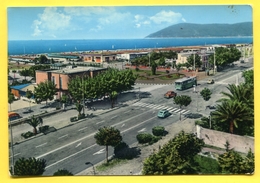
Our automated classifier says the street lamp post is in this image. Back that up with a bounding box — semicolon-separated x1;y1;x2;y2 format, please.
9;118;15;175
209;115;212;129
85;162;96;175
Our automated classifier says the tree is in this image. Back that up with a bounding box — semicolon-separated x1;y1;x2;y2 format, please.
186;54;202;70
25;89;33;111
208;47;241;68
151;60;157;75
142;131;204;175
94;126;122;163
173;95;192;120
75;102;83;115
13;157;46;176
19;69;30;80
34;80;57;105
217;148;254;174
242;69;253;85
12;70;17;79
53;169;73;176
200;88;212;101
26;115;43;135
8;91;15;112
211;100;253;134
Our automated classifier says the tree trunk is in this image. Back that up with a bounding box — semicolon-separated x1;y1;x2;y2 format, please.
229;121;234;134
33;127;38;135
106;145;108;163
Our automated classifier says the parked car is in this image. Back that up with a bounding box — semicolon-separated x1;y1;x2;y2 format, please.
207;79;214;84
157;109;171;118
8;112;21;121
164;91;177;99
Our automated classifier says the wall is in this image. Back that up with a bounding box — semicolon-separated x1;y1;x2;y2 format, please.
196;125;254;154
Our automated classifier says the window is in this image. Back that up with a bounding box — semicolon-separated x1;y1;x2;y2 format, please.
59;77;62;89
52;76;55;84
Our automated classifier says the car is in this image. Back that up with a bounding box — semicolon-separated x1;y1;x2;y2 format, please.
164;91;177;99
207;79;214;84
157;109;171;118
8;112;21;121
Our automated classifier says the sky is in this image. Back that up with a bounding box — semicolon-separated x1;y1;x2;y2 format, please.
7;5;252;40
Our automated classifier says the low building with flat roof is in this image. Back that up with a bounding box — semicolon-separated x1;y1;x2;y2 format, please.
36;66;107;99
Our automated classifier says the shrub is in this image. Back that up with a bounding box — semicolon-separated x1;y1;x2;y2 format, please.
70;116;78;122
149;136;162;145
114;142;141;160
135;67;139;71
78;113;85;120
152;126;165;136
21;131;34;139
136;133;153;144
39;125;49;133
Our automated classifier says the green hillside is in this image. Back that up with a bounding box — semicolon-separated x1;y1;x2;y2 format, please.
146;22;252;38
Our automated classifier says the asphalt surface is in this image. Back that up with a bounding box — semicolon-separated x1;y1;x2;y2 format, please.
8;57;253;175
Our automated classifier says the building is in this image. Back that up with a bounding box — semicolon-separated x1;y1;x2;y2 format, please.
35;65;107;99
10;83;37;102
82;53;116;63
116;52;149;61
176;51;211;70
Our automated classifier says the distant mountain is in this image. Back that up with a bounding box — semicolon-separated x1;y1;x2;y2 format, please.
146;22;252;38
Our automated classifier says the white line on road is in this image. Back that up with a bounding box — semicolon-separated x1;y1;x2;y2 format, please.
76;142;82;148
37;108;155;159
96;120;105;124
58;134;68;139
122;124;125;127
138;128;146;132
182;111;190;114
78;127;88;131
36;143;47;148
45;111;156;169
9;153;21;158
111;115;118;120
93;148;105;155
45;144;96;169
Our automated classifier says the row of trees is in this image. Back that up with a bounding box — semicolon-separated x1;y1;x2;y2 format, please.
68;68;137;108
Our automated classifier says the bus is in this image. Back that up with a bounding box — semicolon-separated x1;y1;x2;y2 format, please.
175;76;197;90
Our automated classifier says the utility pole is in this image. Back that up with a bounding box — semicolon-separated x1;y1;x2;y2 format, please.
213;50;216;75
149;50;151;68
82;71;85;114
193;52;195;73
9;118;15;175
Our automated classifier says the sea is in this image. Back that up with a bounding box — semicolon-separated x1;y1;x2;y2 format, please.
8;37;253;56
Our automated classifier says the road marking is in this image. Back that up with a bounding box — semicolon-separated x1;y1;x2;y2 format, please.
78;127;88;131
174;109;181;113
170;108;178;112
76;142;82;148
45;144;96;169
45;113;156;169
124;111;130;113
93;148;105;155
138;128;146;132
96;120;105;124
58;134;68;139
9;153;21;158
111;115;118;120
180;110;187;113
36;108;155;159
36;143;47;148
122;124;125;127
182;110;190;114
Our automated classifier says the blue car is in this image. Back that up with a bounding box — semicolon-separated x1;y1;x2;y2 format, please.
157;109;171;118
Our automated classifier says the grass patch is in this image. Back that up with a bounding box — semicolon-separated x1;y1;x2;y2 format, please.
96;158;128;172
194;155;221;174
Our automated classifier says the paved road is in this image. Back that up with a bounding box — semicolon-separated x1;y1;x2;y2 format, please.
8;57;253;175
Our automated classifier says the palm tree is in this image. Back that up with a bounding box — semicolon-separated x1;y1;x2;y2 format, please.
212;100;253;134
26;115;42;135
